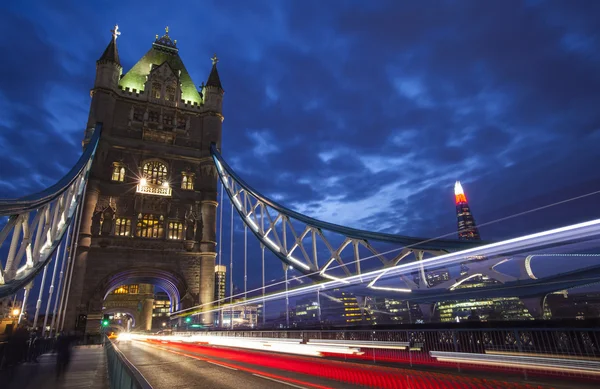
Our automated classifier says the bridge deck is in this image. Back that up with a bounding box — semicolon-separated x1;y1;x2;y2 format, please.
2;345;108;389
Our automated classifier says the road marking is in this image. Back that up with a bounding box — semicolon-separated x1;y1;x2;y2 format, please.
253;374;308;389
206;360;238;370
139;340;332;389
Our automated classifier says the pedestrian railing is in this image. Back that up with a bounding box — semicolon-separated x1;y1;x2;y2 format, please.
105;339;152;389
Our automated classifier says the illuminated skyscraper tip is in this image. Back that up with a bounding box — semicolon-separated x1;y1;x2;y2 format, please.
454;181;481;241
454;181;463;195
454;181;467;204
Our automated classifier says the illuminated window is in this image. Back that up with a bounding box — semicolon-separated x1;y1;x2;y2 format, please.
111;163;125;182
115;218;131;236
168;222;184;240
114;285;129;294
129;284;139;294
181;173;194;190
136;214;164;238
142;161;168;185
166;84;176;101
152;82;161;99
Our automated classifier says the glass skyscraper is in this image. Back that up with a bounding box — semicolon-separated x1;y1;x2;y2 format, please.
455;181;481;241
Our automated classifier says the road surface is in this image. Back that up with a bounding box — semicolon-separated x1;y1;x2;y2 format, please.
118;340;362;389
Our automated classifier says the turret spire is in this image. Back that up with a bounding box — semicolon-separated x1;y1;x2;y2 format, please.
97;24;121;66
206;53;223;90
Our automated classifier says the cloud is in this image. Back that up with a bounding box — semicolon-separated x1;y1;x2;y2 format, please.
2;0;600;291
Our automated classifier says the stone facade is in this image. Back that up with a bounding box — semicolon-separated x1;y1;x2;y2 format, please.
64;27;224;334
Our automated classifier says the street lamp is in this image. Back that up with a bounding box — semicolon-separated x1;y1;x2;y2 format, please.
140;177;147;186
12;308;20;316
162;322;166;327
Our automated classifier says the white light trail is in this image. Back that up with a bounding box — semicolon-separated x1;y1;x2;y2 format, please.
430;351;600;376
126;334;364;357
172;217;600;317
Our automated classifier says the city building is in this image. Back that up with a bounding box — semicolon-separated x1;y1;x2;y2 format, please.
546;292;600;320
294;297;320;325
152;291;171;328
214;265;226;302
221;304;259;328
64;25;224;333
435;275;534;322
0;297;23;335
366;297;423;325
455;181;481;241
0;297;22;319
321;290;372;325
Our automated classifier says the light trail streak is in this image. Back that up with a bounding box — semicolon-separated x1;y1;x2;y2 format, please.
172;218;600;318
430;351;600;376
123;333;364;357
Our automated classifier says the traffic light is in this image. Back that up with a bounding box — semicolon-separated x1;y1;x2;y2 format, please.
102;320;109;327
185;317;191;323
102;314;110;327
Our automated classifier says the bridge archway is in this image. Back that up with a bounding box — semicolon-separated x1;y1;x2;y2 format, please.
97;267;188;312
84;267;191;332
102;307;138;329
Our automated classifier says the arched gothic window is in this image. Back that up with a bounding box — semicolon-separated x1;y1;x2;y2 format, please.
152;82;161;99
165;83;176;101
111;163;125;182
142;161;168;185
136;213;164;238
181;173;194;190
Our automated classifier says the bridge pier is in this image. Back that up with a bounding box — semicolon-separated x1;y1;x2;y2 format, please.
64;185;100;332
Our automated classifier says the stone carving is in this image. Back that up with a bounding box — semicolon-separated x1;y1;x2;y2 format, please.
169;202;183;219
116;196;132;215
139;196;169;214
200;164;217;179
95;195;110;213
101;207;115;236
91;211;102;235
184;204;198;241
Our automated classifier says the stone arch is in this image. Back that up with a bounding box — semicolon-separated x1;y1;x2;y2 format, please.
92;267;189;313
103;306;138;328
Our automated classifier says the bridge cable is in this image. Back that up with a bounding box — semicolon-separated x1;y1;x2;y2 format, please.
49;226;71;337
181;184;600;316
229;201;234;329
60;183;87;331
42;239;63;336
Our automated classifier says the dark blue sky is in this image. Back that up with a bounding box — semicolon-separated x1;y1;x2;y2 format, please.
2;1;600;299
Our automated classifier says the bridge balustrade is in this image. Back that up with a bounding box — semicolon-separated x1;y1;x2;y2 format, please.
174;327;600;381
105;338;152;389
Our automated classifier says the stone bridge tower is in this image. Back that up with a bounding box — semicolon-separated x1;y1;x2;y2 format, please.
64;26;224;333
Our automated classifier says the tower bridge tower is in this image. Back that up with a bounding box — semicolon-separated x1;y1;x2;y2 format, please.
64;26;224;333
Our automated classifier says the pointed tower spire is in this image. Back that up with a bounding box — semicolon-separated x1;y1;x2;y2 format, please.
454;181;481;241
97;25;121;66
206;54;223;90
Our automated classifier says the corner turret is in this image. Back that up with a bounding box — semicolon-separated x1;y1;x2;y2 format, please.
203;54;224;113
95;25;122;90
